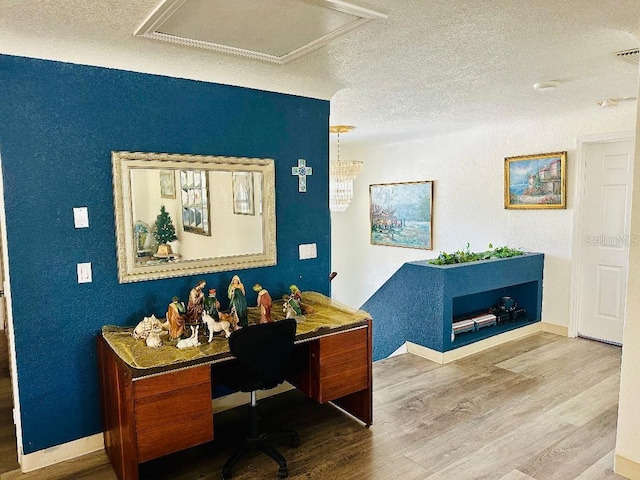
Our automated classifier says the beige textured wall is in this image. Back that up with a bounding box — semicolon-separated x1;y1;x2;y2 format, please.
331;105;636;333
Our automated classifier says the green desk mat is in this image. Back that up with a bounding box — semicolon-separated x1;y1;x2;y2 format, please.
102;292;370;370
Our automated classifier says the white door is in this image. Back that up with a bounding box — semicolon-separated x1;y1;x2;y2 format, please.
577;139;635;345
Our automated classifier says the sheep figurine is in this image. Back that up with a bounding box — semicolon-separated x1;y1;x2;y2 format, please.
132;314;165;340
202;311;232;342
176;326;200;349
145;331;163;348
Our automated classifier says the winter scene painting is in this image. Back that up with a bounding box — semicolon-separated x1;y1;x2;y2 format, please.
369;181;433;249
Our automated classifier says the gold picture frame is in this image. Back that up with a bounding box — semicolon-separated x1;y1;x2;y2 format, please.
504;151;567;209
369;180;433;249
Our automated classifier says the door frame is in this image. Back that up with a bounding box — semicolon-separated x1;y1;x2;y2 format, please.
0;149;23;465
569;131;635;339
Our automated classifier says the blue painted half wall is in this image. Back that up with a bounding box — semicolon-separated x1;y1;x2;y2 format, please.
0;55;330;454
361;253;544;360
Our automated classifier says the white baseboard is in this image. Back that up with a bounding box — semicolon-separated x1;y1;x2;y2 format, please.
389;343;408;357
541;322;569;337
615;453;640;479
407;323;542;364
20;433;104;473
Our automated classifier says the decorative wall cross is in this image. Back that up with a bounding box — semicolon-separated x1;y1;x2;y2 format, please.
292;158;313;193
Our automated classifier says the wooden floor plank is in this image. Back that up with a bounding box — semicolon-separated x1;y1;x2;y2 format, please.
498;470;537;480
575;449;625;480
546;373;620;427
518;405;619;480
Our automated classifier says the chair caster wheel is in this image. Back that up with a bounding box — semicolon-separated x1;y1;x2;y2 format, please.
278;467;288;478
291;435;300;448
222;468;232;480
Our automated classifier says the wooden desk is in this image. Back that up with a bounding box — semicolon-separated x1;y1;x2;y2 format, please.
97;318;372;480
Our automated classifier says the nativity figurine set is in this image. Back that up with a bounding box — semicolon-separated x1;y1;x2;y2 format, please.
130;276;314;349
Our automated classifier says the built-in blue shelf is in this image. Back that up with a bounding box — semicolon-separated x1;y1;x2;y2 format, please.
361;253;544;360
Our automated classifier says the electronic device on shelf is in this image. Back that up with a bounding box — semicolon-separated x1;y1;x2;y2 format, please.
499;296;517;313
511;308;528;321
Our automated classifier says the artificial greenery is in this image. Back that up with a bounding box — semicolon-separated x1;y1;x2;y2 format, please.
153;205;178;244
429;243;525;265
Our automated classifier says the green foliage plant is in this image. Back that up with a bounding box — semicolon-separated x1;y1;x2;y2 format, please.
429;243;525;265
153;205;178;244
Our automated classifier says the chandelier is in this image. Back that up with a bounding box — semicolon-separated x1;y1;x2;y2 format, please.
329;125;363;212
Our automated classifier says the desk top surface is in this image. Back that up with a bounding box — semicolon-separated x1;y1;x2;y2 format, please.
101;292;371;377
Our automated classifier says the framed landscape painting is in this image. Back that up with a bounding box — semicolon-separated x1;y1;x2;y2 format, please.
505;152;567;209
370;181;433;250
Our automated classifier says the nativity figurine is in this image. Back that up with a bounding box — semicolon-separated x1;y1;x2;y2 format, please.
289;285;315;314
186;279;206;325
166;296;187;339
228;275;248;327
204;288;220;321
253;283;273;323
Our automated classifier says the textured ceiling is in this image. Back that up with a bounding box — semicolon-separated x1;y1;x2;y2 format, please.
0;0;639;141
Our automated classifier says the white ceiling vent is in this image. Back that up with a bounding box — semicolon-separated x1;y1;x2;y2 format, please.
134;0;388;64
613;48;639;65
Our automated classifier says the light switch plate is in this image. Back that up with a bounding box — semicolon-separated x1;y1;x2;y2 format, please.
77;262;92;283
298;243;318;260
73;207;89;228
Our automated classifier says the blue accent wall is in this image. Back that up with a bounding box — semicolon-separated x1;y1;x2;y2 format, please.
0;55;330;454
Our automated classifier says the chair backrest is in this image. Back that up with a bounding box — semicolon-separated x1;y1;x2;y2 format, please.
228;318;297;389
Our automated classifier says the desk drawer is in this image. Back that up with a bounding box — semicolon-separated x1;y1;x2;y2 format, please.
133;365;210;398
133;365;213;463
312;327;369;402
137;412;213;463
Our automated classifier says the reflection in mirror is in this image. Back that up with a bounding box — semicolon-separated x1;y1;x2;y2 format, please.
113;151;276;283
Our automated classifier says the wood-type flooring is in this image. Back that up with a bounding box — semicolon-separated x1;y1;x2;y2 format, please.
0;332;626;480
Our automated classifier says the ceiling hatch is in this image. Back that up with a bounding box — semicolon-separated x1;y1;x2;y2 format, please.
135;0;388;64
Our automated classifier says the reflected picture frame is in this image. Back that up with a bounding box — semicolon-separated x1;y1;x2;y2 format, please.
233;171;255;215
504;151;567;209
159;170;175;199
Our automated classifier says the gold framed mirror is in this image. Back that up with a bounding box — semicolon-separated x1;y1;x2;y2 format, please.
112;151;276;283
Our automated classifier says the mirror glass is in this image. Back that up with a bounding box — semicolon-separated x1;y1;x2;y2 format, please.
112;151;276;283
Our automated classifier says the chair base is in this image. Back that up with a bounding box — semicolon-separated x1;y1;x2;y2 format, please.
222;431;299;480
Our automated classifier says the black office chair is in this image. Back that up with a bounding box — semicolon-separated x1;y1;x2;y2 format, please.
218;318;300;480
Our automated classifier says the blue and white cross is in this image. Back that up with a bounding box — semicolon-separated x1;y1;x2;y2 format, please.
292;158;313;193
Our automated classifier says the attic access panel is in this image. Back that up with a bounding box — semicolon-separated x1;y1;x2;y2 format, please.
135;0;387;64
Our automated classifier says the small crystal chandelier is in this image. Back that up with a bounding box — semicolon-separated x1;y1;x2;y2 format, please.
329;125;363;212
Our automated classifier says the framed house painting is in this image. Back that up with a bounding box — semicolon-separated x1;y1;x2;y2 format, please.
180;169;211;235
159;171;176;199
505;152;567;209
232;171;255;215
369;180;433;250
